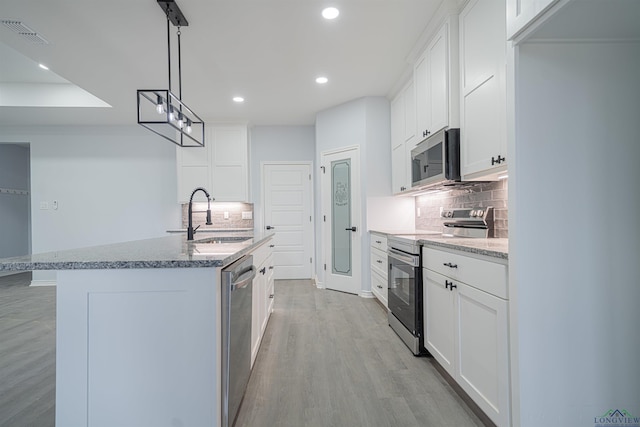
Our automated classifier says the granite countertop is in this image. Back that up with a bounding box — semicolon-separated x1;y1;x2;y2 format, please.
369;229;508;260
0;231;274;271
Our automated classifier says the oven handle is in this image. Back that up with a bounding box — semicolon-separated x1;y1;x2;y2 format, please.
388;247;419;267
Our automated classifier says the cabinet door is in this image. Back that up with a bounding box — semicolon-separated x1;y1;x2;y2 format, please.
427;24;449;135
460;0;507;179
402;81;416;143
391;141;408;194
390;94;404;151
251;266;264;367
414;51;431;141
176;144;211;203
423;269;455;377
211;126;248;202
456;282;510;427
371;269;388;308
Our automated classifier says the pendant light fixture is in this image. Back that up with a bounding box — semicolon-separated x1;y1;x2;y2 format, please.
137;0;205;147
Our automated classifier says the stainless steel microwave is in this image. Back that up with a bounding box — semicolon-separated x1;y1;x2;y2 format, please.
410;128;461;189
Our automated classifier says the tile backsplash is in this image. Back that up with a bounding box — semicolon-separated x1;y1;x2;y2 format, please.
181;202;254;230
415;179;508;238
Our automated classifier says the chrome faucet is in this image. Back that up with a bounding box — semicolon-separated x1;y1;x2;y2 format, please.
187;187;214;240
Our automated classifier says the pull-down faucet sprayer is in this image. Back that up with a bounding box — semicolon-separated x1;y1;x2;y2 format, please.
187;187;214;241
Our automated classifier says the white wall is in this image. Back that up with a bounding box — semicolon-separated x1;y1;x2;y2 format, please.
0;144;30;259
512;41;640;426
315;97;397;294
0;126;181;284
249;125;315;232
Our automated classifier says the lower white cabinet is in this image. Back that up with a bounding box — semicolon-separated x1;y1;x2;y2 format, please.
423;246;510;427
370;233;388;307
251;239;275;367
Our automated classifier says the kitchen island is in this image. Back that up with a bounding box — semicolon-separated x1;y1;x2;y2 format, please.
0;232;273;427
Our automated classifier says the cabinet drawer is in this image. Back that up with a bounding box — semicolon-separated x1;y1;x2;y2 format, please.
371;269;388;308
370;234;388;252
370;247;388;279
423;247;507;299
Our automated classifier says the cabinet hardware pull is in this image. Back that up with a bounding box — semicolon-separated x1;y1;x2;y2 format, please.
491;155;506;165
443;262;458;268
423;130;431;138
376;260;383;264
445;280;451;290
377;285;383;289
260;267;266;275
266;225;275;230
269;266;274;270
269;244;275;248
269;294;274;298
450;282;457;290
376;240;382;244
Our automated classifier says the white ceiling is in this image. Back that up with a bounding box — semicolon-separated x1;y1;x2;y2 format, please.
0;0;442;127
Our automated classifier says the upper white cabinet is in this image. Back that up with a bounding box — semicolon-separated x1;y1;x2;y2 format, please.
176;124;248;202
414;18;459;143
459;0;508;180
390;80;417;194
506;0;562;40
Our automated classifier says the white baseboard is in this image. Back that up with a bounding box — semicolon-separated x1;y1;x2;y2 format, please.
359;290;374;298
314;274;325;289
30;279;57;287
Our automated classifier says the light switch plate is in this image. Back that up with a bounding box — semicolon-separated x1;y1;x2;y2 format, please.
223;211;229;220
242;211;252;220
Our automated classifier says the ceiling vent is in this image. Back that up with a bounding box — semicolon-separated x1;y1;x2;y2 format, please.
1;20;50;44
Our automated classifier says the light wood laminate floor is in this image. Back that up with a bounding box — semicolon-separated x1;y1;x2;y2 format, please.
236;280;485;427
0;274;485;427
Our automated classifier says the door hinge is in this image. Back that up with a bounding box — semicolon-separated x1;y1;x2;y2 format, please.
324;263;326;271
309;174;311;180
310;215;312;222
310;257;313;264
323;215;326;222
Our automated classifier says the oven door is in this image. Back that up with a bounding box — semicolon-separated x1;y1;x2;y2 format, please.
387;248;419;335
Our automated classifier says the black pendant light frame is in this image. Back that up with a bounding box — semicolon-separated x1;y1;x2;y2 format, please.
137;0;205;147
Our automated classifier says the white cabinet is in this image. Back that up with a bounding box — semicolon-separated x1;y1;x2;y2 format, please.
250;238;275;367
423;246;510;427
459;0;508;180
390;81;417;194
506;0;562;40
369;233;388;307
414;19;459;143
176;124;248;202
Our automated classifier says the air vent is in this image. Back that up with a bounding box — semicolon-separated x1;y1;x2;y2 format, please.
1;20;50;44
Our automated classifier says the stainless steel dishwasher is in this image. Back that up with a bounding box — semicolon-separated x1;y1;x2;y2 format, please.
221;255;256;427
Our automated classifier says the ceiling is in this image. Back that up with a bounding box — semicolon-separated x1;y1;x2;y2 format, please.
0;0;442;127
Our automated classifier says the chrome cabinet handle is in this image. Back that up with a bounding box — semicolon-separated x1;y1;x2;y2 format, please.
443;262;458;268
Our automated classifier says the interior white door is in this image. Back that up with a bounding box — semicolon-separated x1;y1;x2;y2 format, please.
321;147;361;295
263;163;314;280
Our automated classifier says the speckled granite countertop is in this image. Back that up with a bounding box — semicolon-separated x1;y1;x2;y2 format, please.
0;231;274;271
369;229;508;260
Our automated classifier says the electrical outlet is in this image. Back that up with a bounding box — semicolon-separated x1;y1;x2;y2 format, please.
242;211;252;220
53;200;58;210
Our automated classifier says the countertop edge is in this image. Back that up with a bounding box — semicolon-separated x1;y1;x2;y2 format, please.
0;233;274;271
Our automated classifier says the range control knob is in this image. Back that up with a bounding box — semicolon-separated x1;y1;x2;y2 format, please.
470;210;477;217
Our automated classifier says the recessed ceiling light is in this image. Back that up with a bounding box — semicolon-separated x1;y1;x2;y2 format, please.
322;7;339;20
233;96;244;103
316;76;328;84
38;63;49;70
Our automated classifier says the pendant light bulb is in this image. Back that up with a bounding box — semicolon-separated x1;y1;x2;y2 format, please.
156;95;165;114
186;119;192;134
168;106;175;122
177;113;184;129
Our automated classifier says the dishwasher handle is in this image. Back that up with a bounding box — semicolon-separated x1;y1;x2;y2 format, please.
231;266;256;291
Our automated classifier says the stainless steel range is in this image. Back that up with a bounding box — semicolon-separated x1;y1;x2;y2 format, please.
387;206;495;356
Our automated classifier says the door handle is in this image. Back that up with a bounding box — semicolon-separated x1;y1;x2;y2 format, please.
266;225;275;230
345;226;357;232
